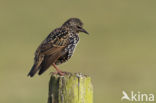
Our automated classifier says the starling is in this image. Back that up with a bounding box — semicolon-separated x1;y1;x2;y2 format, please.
28;18;89;77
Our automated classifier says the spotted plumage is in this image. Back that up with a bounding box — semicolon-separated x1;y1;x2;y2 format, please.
28;18;88;77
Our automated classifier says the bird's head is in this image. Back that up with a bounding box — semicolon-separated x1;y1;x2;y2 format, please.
62;18;89;34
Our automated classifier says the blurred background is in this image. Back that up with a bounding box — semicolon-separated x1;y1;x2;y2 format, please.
1;0;156;103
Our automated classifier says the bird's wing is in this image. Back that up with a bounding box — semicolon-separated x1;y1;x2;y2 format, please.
38;52;61;75
39;39;67;55
39;28;69;55
37;28;70;75
28;28;69;77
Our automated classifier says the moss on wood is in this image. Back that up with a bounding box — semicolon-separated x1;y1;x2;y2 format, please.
48;72;93;103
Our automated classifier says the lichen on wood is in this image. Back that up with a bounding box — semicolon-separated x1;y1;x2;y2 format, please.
48;72;93;103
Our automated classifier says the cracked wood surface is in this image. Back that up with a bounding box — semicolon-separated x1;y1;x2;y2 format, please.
48;72;93;103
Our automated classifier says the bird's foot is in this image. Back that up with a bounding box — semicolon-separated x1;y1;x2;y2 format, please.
50;71;65;76
57;71;65;76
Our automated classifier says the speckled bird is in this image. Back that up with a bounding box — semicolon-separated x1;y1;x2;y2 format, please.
28;18;89;77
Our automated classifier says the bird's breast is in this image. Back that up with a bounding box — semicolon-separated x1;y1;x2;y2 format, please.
55;35;79;65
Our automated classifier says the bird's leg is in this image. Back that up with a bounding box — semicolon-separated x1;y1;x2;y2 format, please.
52;63;65;76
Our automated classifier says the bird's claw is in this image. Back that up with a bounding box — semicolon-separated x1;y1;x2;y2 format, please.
50;71;65;76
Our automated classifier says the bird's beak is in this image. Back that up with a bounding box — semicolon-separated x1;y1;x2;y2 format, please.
80;27;89;34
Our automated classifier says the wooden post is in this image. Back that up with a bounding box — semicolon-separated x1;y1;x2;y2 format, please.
48;72;93;103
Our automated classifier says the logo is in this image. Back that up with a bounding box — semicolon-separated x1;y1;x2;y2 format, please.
121;91;154;102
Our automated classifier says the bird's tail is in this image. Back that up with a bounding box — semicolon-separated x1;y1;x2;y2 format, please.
28;55;43;77
27;64;39;77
